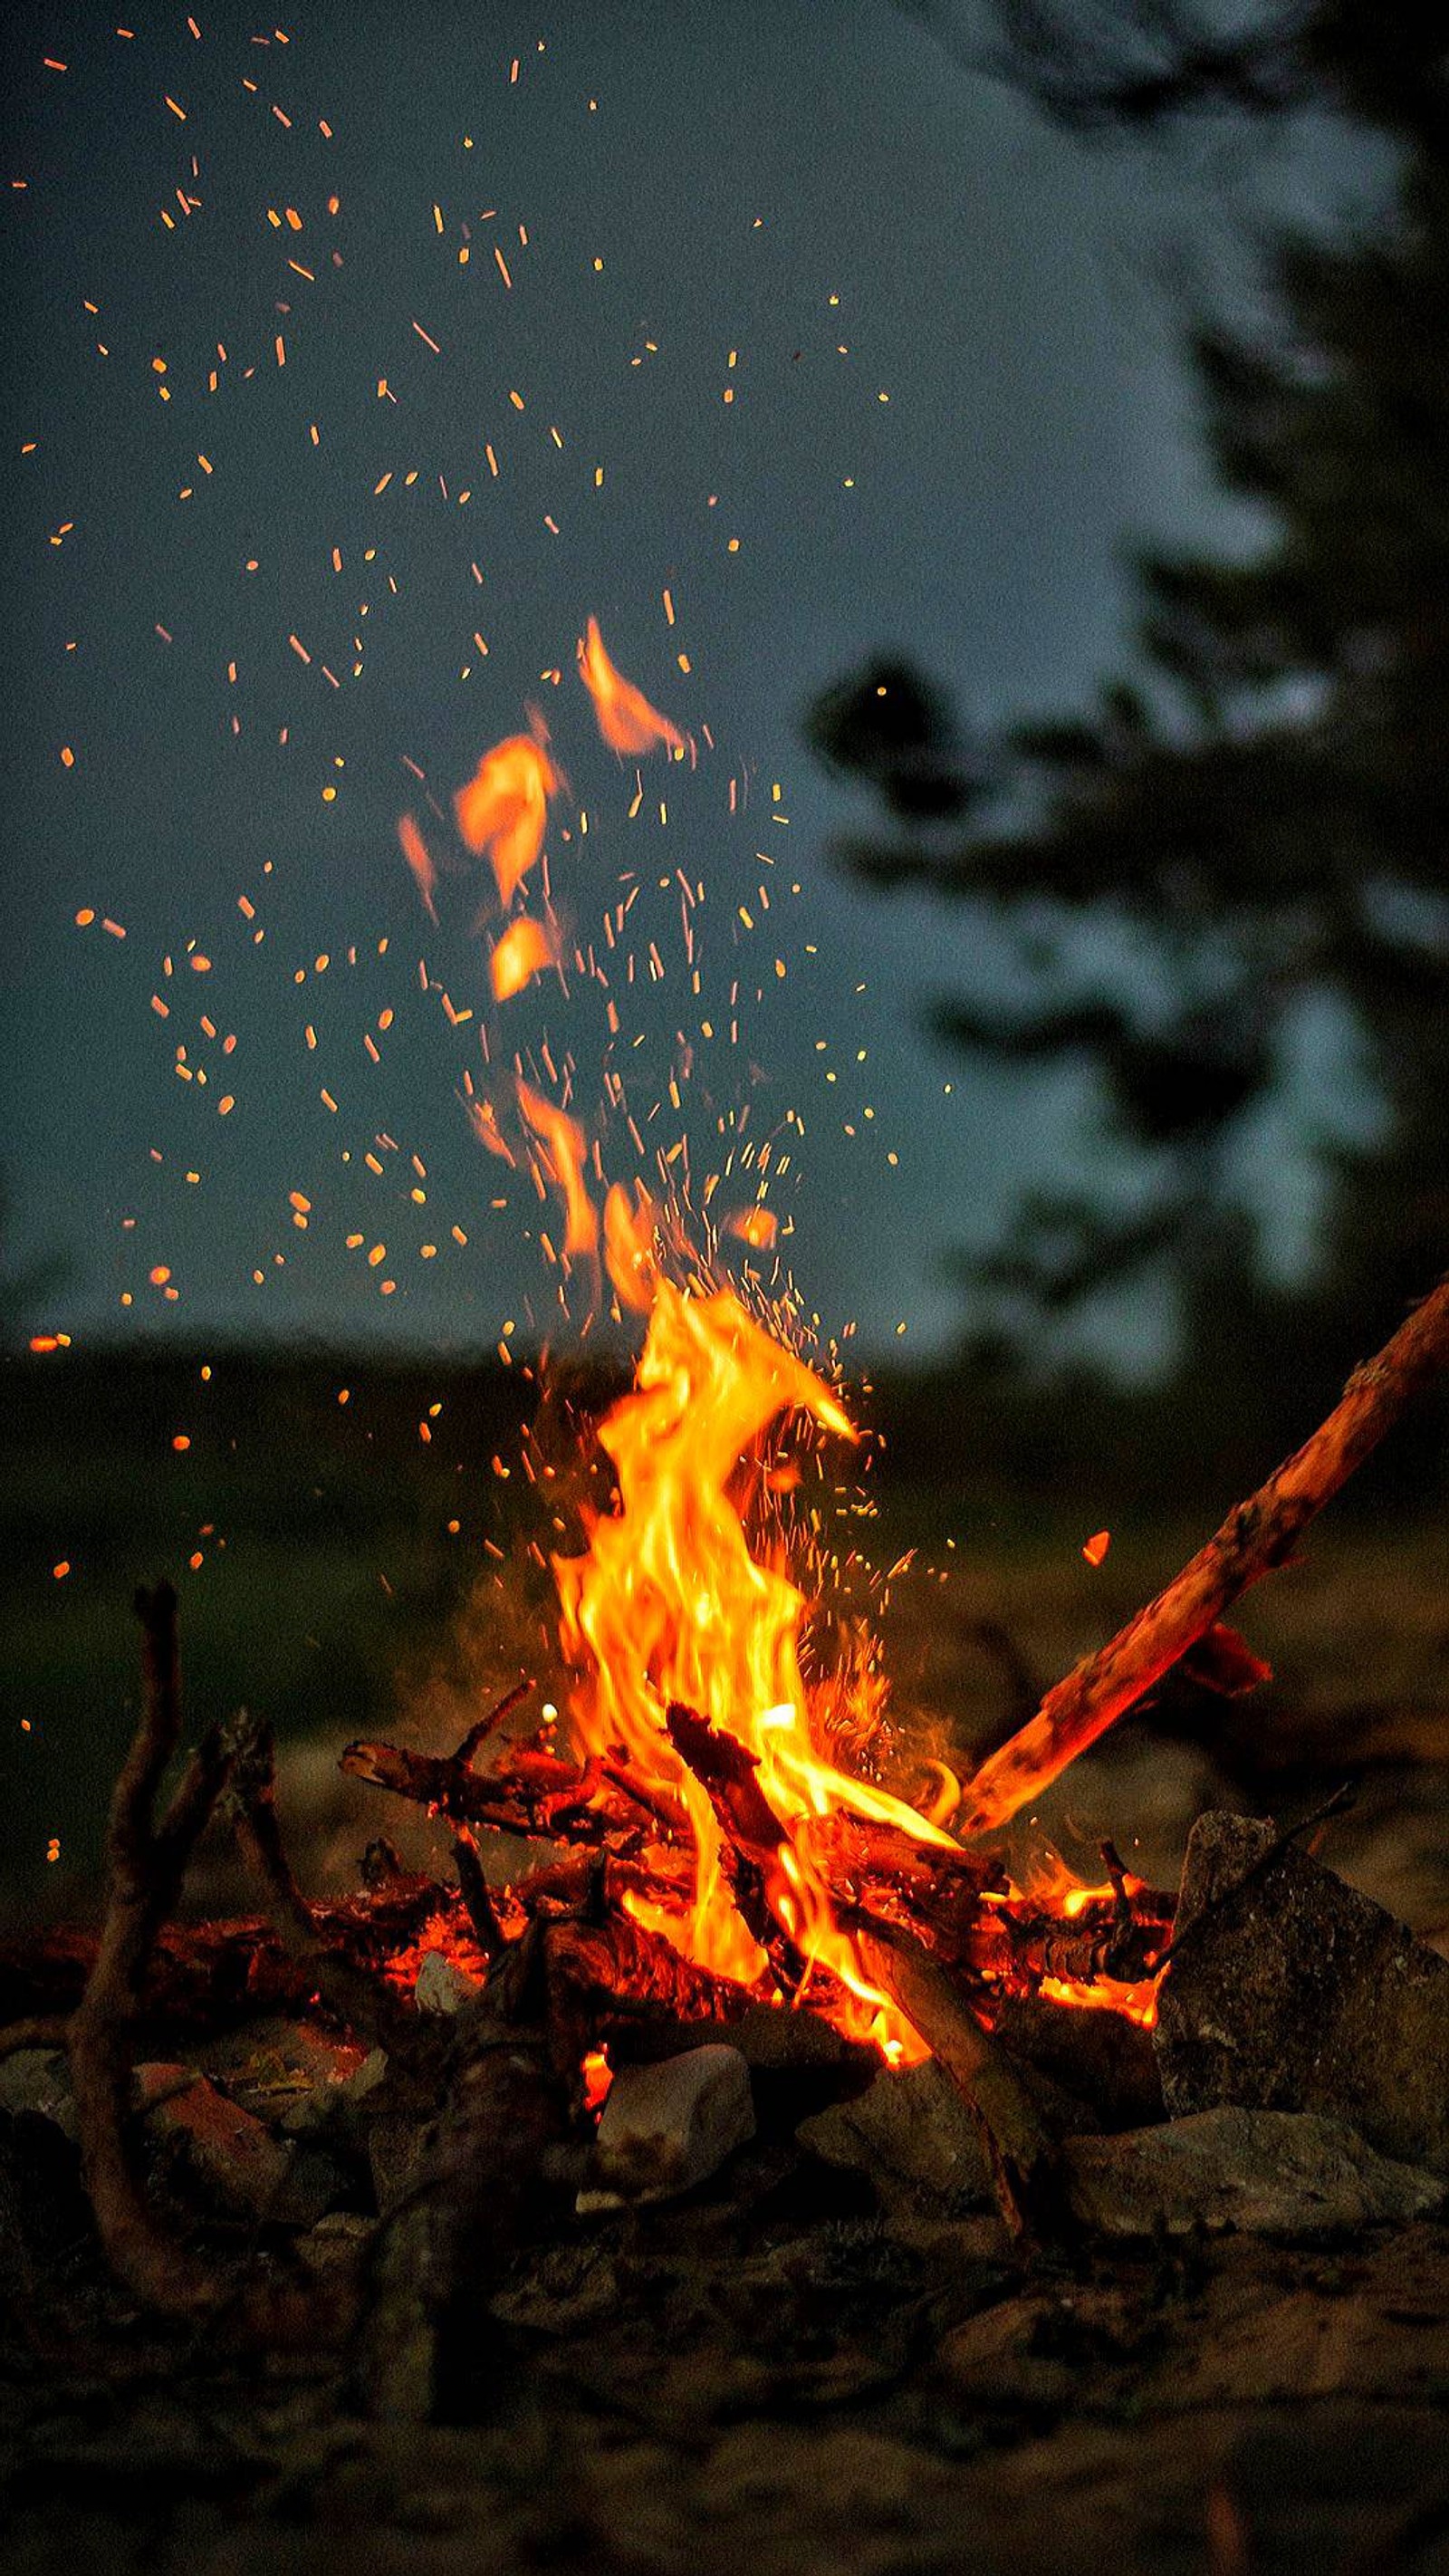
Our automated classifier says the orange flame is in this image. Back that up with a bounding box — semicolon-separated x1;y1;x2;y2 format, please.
397;813;438;922
603;1180;658;1312
577;616;683;755
726;1205;778;1252
555;1278;965;2057
455;729;560;906
518;1081;599;1256
491;915;559;1002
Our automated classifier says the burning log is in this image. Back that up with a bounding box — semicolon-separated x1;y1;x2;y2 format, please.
955;1274;1449;1834
665;1700;807;1990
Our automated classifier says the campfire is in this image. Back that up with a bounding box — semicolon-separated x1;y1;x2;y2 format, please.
5;639;1449;2424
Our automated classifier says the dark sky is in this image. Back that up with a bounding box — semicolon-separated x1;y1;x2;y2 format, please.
1;0;1325;1363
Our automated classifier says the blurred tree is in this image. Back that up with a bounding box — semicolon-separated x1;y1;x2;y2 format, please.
815;1;1449;1381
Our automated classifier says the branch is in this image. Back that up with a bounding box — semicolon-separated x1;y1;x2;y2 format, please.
956;1276;1449;1833
853;1918;1069;2243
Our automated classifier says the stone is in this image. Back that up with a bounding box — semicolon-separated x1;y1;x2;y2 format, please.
134;2062;295;2215
413;1950;485;2015
577;2045;754;2210
796;2058;992;2208
0;2048;78;2141
1155;1812;1449;2174
1064;2108;1445;2241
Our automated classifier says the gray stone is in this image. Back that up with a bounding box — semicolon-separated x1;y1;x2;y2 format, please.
578;2044;754;2210
413;1951;485;2015
1065;2108;1445;2241
1156;1812;1449;2174
796;2057;992;2206
0;2048;78;2141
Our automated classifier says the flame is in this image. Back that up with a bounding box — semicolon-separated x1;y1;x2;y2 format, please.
577;616;683;755
603;1179;658;1312
398;813;438;921
726;1205;778;1251
518;1081;599;1256
491;914;559;1002
555;1276;965;2058
455;729;560;906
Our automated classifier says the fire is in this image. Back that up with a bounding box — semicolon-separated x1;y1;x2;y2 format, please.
491;914;559;1002
555;1275;963;2058
726;1205;779;1251
397;813;438;921
518;1081;599;1257
603;1179;658;1312
455;727;560;906
577;616;683;755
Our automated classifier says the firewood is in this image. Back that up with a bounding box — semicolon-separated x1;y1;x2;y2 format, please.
339;1733;645;1845
664;1701;807;1990
852;1917;1071;2244
956;1274;1449;1833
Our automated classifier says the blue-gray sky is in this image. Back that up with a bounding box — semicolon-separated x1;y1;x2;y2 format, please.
1;0;1338;1361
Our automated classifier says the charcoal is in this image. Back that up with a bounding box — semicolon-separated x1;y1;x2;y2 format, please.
1064;2107;1445;2240
577;2044;755;2210
1155;1812;1449;2173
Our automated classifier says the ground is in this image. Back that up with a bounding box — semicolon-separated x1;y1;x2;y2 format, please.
3;1348;1448;2569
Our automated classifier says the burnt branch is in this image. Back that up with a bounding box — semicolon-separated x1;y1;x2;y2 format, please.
957;1275;1449;1833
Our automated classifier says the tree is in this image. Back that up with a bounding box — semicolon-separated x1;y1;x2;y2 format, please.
813;2;1449;1383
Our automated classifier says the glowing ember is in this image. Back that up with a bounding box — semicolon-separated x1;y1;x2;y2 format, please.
577;615;684;755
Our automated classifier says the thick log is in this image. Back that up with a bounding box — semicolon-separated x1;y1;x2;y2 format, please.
956;1274;1449;1833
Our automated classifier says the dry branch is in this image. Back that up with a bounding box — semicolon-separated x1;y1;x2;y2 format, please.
956;1275;1449;1834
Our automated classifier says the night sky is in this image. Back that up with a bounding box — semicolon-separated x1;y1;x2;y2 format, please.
2;0;1299;1364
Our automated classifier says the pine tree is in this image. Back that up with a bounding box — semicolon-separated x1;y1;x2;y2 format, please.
815;4;1449;1384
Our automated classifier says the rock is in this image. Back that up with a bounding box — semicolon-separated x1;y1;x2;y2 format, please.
1065;2108;1445;2241
194;2015;369;2119
414;1950;485;2015
1156;1812;1449;2173
994;1997;1164;2133
578;2045;754;2210
0;2048;78;2141
135;2062;295;2215
796;2058;992;2208
280;2043;389;2139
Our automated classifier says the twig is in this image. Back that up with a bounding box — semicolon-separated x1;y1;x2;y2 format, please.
853;1916;1070;2244
340;1735;621;1844
225;1708;410;2052
66;1583;235;2317
452;1677;532;1773
956;1276;1449;1833
452;1832;506;1960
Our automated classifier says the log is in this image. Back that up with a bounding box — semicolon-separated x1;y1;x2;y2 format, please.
956;1274;1449;1833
